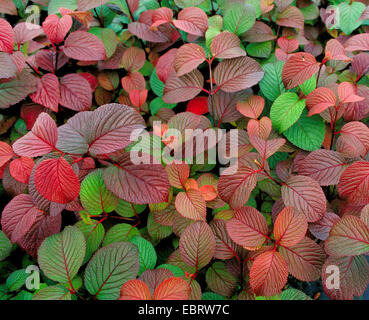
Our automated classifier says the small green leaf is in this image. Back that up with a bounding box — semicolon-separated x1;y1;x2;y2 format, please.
6;269;28;292
116;200;146;218
89;27;118;59
149;97;177;115
150;68;164;97
223;3;256;36
338;2;365;35
130;236;157;275
247;41;272;58
103;223;140;246
0;231;11;262
299;75;316;96
259;61;286;101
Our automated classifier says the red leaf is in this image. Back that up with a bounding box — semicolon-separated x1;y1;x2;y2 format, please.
279;237;325;281
309;212;340;241
104;152;170;204
211;31;246;59
175;43;206;77
0;52;17;79
250;250;288;296
20;104;47;131
236;95;264;119
151;7;173;28
247;117;272;139
0;18;14;53
59;73;92;111
12;113;57;157
9;157;34;184
173;7;208;36
214;56;264;93
30;74;60;112
166;161;189;189
282;175;326;222
35;49;68;73
325;39;351;61
338;82;364;104
163;70;204;104
351;53;369;79
344;33;369;52
305;87;337;116
139;269;174;295
34;157;80;204
242;21;275;43
282;52;320;89
129;89;148;108
274;207;307;247
122;47;146;73
186;96;208;115
0;141;13;167
42;14;73;44
13;22;44;45
298;149;346;186
78;72;98;91
199;185;217;201
336;122;369;158
179;221;215;270
325;215;369;257
175;189;206;221
276;6;304;29
248;135;286;161
119;279;152;300
277;36;299;53
153;277;191;300
156;48;177;83
128;22;169;43
121;71;146;93
0;0;17;15
338;162;369;206
63;31;106;61
77;0;110;11
226;206;269;250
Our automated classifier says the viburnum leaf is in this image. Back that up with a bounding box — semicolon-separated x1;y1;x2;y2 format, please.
59;73;92;111
250;249;288;297
30;74;60;112
121;47;146;73
119;279;152;300
130;236;157;276
338;2;365;36
305;87;337;116
0;70;38;109
214;56;264;93
0;18;14;53
38;226;85;284
166;161;189;189
0;0;17;15
186;96;209;115
12;113;58;157
298;150;346;186
33;285;72;300
175;189;206;221
121;71;146;93
179;221;215;270
57;104;145;155
173;7;208;36
338;161;369;205
0;52;17;79
282;175;326;222
12;22;43;45
163;70;204;104
128;22;169;43
274;207;307;247
9;157;34;184
276;6;304;29
84;242;139;300
242;21;276;43
205;261;237;297
175;43;206;77
156;49;177;83
236;95;264;119
282;52;320;89
338;82;365;104
211;31;246;59
322;255;369;300
247;117;272;139
325;215;369;257
80;169;118;215
0;230;11;262
223;3;256;36
259;61;285;101
336;122;369;158
63;31;106;61
309;212;340;241
226;205;269;251
279;237;325;281
325;39;351;61
77;0;110;11
151;7;173;28
0;141;13;167
248;135;286;162
344;33;369;52
153;277;191;300
42;14;73;44
103;152;170;204
280;288;312;300
103;224;140;246
34;156;80;204
270;92;306;133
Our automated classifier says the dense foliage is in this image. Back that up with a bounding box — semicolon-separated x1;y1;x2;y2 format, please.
0;0;368;301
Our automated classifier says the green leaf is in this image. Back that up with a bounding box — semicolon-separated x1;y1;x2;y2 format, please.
283;109;325;151
147;212;172;241
116;199;146;218
38;226;86;284
202;292;227;300
150;68;164;97
48;0;77;14
6;269;28;292
206;28;221;51
84;242;139;300
89;27;118;59
280;288;312;300
150;97;177;115
246;41;272;58
103;223;140;246
75;221;105;263
259;61;285;101
270;92;306;133
0;231;11;261
299;75;316;96
130;236;157;275
80;169;119;215
33;285;72;300
156;264;185;277
338;2;365;35
223;3;256;36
